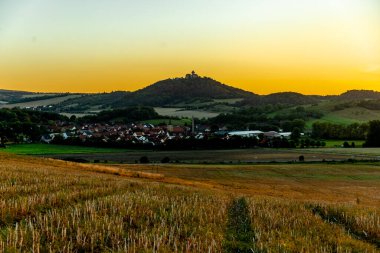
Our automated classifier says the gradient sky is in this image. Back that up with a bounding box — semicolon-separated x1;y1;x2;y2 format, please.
0;0;379;94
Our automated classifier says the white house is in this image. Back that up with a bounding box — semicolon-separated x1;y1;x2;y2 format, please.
227;131;263;138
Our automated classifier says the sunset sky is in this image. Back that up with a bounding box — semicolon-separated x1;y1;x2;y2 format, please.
0;0;379;94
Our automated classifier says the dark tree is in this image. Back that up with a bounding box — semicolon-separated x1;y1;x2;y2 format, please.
364;120;380;147
161;157;170;163
291;127;301;143
139;156;150;164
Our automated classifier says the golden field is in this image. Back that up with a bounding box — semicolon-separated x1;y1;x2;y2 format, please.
0;153;379;252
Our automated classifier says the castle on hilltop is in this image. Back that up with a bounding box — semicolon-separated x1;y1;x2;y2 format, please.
185;71;199;79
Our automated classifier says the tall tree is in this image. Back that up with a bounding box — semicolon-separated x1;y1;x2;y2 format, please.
364;120;380;147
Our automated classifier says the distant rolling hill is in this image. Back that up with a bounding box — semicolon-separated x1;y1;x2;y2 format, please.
242;92;324;107
0;89;83;110
60;77;380;112
58;72;258;110
338;90;380;101
3;73;380;124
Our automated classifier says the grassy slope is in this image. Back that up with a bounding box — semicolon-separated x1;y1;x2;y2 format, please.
306;107;380;128
310;101;380;125
271;100;380;129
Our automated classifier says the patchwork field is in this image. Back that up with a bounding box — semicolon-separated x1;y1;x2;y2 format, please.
154;107;219;118
0;152;379;252
31;146;379;164
0;95;81;109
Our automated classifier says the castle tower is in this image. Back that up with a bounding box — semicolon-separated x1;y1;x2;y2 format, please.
185;71;199;79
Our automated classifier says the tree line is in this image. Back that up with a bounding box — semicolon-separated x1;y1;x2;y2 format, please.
0;108;67;143
311;122;368;140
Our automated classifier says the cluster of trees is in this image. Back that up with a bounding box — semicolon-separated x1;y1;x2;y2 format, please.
0;108;67;143
266;132;326;149
364;120;380;147
78;107;160;123
332;99;380;111
311;122;368;140
311;120;380;147
273;106;323;122
280;119;306;132
358;100;380;110
333;102;353;111
209;107;270;130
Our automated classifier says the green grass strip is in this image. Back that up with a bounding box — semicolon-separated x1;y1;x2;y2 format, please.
223;197;258;253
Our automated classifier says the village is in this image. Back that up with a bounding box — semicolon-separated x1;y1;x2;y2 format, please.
41;120;294;147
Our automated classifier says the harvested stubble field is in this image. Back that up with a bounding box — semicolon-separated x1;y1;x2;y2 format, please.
0;152;379;252
116;163;380;206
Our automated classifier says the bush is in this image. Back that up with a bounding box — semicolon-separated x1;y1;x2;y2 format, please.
299;155;305;162
161;157;170;163
139;156;149;164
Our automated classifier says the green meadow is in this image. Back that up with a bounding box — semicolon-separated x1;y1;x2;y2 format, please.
2;143;131;155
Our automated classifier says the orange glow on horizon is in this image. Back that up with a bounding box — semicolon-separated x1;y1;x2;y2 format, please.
0;0;379;95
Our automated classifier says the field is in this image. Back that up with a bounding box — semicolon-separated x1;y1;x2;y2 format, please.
34;146;380;164
324;140;365;148
154;107;219;119
326;107;380;123
302;147;380;158
0;95;81;109
271;100;380;129
3;144;132;155
0;152;380;252
114;163;380;206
